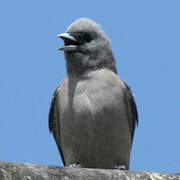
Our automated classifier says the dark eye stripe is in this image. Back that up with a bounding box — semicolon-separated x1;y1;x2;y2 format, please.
83;33;92;43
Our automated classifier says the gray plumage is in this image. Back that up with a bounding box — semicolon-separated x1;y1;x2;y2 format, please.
49;18;138;170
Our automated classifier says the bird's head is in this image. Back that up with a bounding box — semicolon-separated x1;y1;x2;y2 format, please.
58;18;117;75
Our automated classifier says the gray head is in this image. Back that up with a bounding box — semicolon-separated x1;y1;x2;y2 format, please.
58;18;117;75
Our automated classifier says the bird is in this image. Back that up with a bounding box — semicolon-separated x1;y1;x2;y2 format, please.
49;18;138;170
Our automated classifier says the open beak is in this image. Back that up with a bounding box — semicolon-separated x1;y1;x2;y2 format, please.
57;33;78;52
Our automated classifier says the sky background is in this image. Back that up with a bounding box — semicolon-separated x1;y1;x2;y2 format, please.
0;0;180;173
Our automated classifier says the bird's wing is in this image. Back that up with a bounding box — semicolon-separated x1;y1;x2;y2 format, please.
121;80;138;141
49;85;65;165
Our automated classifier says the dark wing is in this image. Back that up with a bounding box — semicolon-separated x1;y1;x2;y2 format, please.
121;80;138;141
49;86;65;165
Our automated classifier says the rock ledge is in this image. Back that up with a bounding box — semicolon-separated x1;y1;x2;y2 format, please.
0;160;179;180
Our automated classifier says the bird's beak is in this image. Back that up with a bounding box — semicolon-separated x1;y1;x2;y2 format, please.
57;33;78;52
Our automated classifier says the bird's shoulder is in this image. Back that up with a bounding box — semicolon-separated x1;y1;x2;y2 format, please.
48;78;68;133
120;80;138;139
48;85;60;133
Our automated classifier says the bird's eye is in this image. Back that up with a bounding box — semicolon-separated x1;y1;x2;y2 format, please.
83;33;92;43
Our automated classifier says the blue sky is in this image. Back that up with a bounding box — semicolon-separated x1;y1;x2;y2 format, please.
0;0;180;173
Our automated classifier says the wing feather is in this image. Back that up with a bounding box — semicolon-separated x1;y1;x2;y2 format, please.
121;80;138;141
49;86;66;165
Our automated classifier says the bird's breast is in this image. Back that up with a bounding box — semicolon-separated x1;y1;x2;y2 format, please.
69;77;127;128
59;74;131;163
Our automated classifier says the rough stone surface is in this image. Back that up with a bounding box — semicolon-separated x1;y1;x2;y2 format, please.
0;161;179;180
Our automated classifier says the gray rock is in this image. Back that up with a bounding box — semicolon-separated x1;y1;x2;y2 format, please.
0;161;179;180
